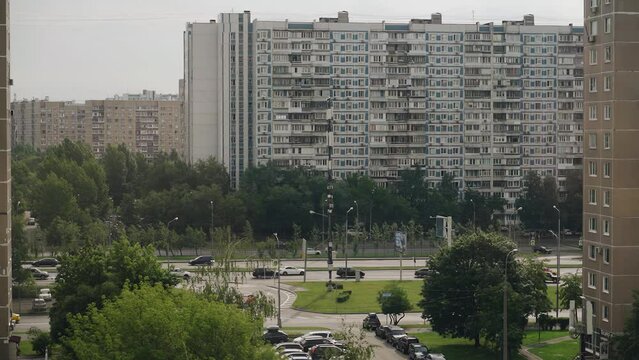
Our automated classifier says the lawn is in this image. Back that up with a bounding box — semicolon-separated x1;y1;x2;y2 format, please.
413;332;526;360
529;338;579;360
288;280;423;313
522;330;569;346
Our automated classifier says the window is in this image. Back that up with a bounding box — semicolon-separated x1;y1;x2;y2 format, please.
589;161;597;177
604;191;611;207
603;219;610;235
603;276;609;293
589;134;597;149
591;0;599;7
603;305;609;321
604;46;612;62
604;105;611;120
604;247;610;264
604;76;611;91
589;105;598;120
591;20;599;36
604;133;610;149
589;244;597;260
588;272;597;289
589;189;597;204
590;48;597;65
590;77;597;93
589;217;598;232
605;18;612;33
604;162;611;177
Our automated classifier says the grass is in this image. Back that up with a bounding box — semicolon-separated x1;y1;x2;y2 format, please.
413;332;526;360
528;338;579;360
18;339;36;356
288;280;423;313
522;330;569;346
547;286;560;310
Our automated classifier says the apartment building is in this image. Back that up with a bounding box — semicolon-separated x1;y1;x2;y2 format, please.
11;93;185;159
581;0;639;358
185;11;584;222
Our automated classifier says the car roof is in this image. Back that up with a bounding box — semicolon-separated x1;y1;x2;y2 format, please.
301;335;325;341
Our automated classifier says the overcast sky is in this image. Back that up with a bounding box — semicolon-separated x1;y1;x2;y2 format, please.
11;0;583;101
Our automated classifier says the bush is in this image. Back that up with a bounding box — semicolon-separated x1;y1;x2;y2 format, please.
12;281;38;299
557;317;570;331
27;327;50;356
336;291;351;303
326;282;344;290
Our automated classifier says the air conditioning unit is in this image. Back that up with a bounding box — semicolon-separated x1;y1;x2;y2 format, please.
588;35;597;42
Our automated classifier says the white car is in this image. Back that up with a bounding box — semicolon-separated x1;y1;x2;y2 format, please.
293;331;333;343
170;268;194;280
306;248;322;255
278;266;304;276
39;288;52;301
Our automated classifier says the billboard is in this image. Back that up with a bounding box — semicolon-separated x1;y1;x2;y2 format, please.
394;231;407;253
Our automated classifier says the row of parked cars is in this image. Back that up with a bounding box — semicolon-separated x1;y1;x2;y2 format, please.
362;313;445;360
252;267;365;279
263;327;345;360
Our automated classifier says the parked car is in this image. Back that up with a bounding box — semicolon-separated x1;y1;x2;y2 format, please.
426;354;446;360
309;343;345;360
533;245;552;254
170;268;194;280
27;217;36;226
306;248;322;255
188;255;213;266
253;267;278;279
293;331;333;343
32;258;59;267
376;325;391;339
362;313;381;330
409;344;430;360
39;288;52;301
279;266;305;276
336;267;365;279
262;325;288;344
396;336;420;353
32;298;47;311
27;267;49;280
11;312;20;324
285;352;311;360
414;268;434;279
385;326;407;346
274;342;304;353
299;336;334;352
544;269;558;283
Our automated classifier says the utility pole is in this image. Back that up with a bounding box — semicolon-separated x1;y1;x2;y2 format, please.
273;232;282;328
504;249;519;360
326;97;335;287
553;205;561;319
210;201;214;253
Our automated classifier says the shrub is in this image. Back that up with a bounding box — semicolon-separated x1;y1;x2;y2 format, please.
336;291;351;303
27;327;50;356
557;317;570;331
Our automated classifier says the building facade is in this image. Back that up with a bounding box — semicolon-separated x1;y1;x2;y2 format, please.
581;0;639;358
11;93;185;159
185;11;584;222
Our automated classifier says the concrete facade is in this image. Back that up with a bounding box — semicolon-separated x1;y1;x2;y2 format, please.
11;94;185;160
582;0;639;358
185;11;584;221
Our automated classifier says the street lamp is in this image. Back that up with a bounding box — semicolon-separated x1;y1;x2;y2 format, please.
353;200;359;229
503;248;519;360
550;204;561;320
345;206;354;275
470;199;476;231
273;232;282;328
166;217;179;269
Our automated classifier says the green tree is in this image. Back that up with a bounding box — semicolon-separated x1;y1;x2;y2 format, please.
50;239;177;343
334;321;375;360
419;232;549;356
377;283;412;325
31;173;80;228
561;170;583;232
616;291;639;359
559;274;582;310
46;218;81;254
516;172;559;232
60;285;279;360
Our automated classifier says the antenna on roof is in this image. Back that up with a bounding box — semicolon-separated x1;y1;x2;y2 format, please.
472;10;475;22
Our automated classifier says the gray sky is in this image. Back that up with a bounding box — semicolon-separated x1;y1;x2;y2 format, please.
12;0;583;101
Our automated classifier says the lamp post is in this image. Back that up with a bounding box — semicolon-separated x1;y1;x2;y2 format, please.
210;201;214;253
309;209;328;244
166;217;179;269
552;205;561;319
273;232;282;328
512;207;523;245
470;199;476;231
345;206;354;275
354;200;359;229
503;248;519;360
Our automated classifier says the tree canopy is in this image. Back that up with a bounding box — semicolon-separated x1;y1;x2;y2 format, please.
377;283;412;325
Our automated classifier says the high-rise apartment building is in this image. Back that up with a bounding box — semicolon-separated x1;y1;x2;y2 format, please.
11;93;185;159
581;0;639;358
185;11;584;222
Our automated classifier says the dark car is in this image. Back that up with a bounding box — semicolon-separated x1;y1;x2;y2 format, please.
533;245;552;254
414;268;434;279
376;325;391;339
362;313;381;330
385;326;406;345
299;335;333;352
188;255;213;266
31;258;59;267
336;267;365;279
262;325;288;344
309;343;345;360
397;336;420;353
253;267;278;279
27;267;49;280
409;344;430;360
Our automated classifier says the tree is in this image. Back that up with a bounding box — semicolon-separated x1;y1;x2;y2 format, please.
516;172;559;232
419;232;549;356
31;173;80;228
614;291;639;359
334;321;375;360
59;285;279;360
559;274;582;310
50;239;177;343
377;283;412;325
